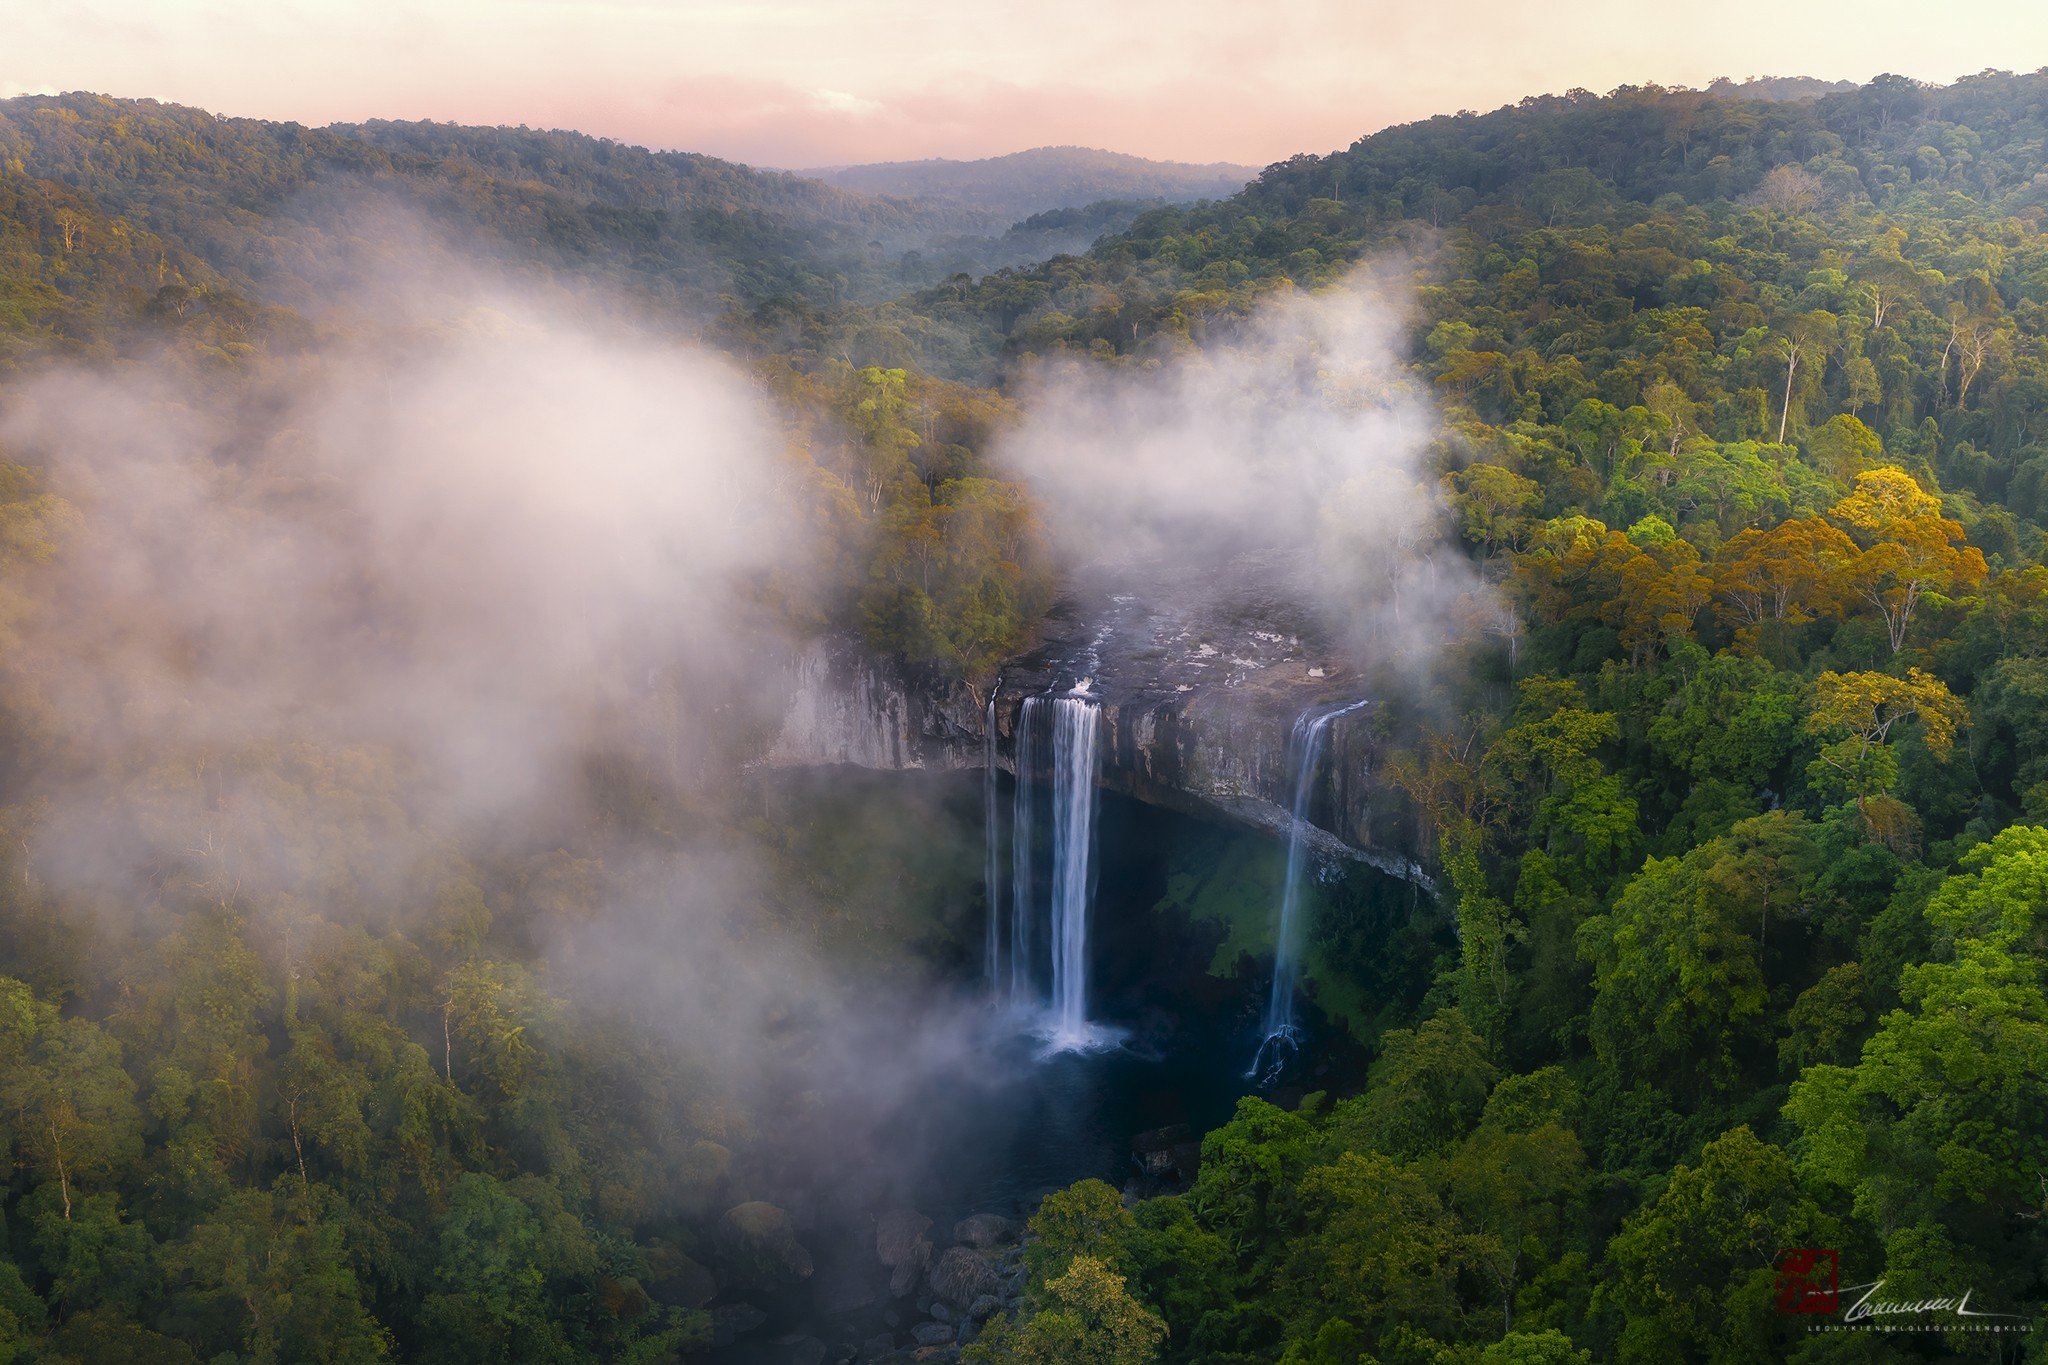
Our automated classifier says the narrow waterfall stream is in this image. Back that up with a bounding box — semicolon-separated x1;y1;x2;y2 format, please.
983;694;1003;995
986;691;1108;1050
1251;699;1369;1083
1047;695;1102;1049
1008;695;1041;1003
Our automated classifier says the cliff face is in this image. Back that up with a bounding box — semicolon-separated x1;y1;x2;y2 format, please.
765;644;986;772
762;585;1431;890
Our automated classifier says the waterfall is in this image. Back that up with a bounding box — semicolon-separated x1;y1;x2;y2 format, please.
986;690;1108;1049
984;694;1003;995
1008;696;1042;1004
1048;696;1101;1047
1252;699;1369;1083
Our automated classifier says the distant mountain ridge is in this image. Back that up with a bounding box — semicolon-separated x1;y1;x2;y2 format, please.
0;92;1021;319
797;146;1259;223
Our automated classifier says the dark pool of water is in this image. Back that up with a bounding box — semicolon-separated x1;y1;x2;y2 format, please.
710;1005;1270;1362
708;778;1386;1360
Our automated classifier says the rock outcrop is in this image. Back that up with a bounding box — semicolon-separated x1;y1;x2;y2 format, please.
761;579;1432;889
875;1208;935;1298
766;643;984;772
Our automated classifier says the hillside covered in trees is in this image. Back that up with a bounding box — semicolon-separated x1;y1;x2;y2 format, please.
3;67;2048;1364
0;91;1044;326
909;68;2048;1364
797;147;1256;224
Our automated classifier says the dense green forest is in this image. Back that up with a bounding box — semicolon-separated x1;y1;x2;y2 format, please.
929;69;2048;1364
4;68;2048;1363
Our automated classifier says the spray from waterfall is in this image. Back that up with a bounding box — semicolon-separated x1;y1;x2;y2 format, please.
1048;696;1101;1049
1251;699;1369;1084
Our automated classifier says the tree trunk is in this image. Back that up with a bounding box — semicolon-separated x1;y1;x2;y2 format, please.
52;1121;71;1220
1778;346;1800;443
289;1098;308;1182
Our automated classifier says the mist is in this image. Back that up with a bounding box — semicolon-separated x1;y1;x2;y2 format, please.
0;269;1018;1229
994;262;1485;675
0;232;1480;1295
5;308;796;826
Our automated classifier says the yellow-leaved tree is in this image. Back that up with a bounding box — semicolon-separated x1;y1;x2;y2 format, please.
1828;467;1987;653
1804;666;1965;849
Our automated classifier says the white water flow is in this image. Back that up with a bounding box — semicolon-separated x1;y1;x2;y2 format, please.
984;695;1003;995
1252;699;1369;1083
1008;696;1041;1004
1048;696;1102;1048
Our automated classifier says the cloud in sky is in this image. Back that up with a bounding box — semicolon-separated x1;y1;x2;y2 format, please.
6;0;2048;166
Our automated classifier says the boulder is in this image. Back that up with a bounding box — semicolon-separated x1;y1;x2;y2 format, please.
926;1246;1000;1310
912;1321;956;1347
950;1213;1016;1248
966;1294;1003;1322
876;1209;934;1267
719;1202;814;1283
888;1238;931;1297
859;1332;896;1361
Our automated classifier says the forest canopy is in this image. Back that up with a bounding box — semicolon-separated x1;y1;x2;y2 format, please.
3;67;2048;1363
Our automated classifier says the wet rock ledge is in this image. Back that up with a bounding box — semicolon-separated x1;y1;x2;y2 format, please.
761;579;1432;890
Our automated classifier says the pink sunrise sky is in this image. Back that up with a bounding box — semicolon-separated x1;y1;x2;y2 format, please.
7;0;2047;169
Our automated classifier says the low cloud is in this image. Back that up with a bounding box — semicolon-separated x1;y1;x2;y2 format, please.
994;263;1483;673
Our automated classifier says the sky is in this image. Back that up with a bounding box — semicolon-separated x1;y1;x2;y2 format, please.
5;0;2047;170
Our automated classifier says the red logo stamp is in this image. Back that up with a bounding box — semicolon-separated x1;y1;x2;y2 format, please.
1776;1249;1840;1314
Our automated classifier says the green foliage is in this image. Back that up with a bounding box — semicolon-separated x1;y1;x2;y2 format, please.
1480;1329;1591;1365
1333;1009;1497;1158
967;1254;1166;1365
1022;1179;1136;1285
11;67;2048;1365
1580;814;1814;1094
1595;1129;1836;1365
1787;826;2048;1255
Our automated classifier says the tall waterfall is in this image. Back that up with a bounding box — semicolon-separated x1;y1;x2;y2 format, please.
1048;696;1101;1047
984;694;1003;995
1252;699;1368;1082
1008;696;1041;1003
984;691;1108;1050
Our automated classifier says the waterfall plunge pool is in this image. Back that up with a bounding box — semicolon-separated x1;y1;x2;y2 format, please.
718;766;1442;1359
